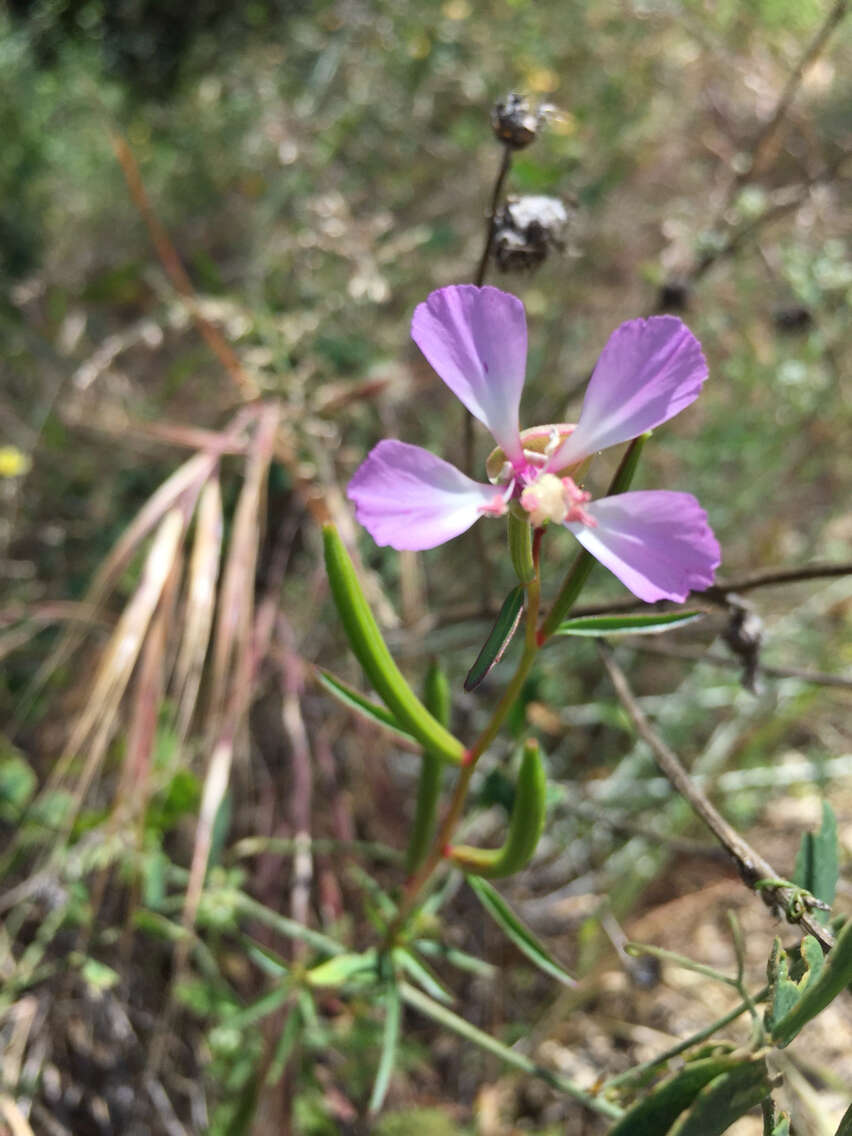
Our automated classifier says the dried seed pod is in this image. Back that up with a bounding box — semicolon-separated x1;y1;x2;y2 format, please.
494;194;570;271
491;93;540;149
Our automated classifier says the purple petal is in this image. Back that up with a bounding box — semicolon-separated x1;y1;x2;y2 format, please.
347;439;505;551
547;316;708;469
411;285;526;464
566;491;720;602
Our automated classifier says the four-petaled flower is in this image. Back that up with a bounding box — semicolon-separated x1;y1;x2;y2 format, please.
347;285;720;603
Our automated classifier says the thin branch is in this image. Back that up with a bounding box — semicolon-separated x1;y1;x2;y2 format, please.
474;143;513;289
624;640;852;691
109;130;258;403
429;559;852;629
729;0;848;187
596;642;835;952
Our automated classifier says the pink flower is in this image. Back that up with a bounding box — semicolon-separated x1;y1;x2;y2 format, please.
347;285;720;603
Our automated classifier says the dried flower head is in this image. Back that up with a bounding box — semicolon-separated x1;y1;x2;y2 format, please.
491;93;540;149
494;195;571;272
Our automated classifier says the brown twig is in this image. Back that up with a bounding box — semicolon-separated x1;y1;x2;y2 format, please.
623;640;852;691
474;143;513;290
109;130;258;403
720;0;848;195
596;642;835;952
427;559;852;629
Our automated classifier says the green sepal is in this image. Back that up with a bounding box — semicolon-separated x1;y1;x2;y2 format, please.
405;662;450;874
323;525;464;764
508;509;535;584
450;738;546;877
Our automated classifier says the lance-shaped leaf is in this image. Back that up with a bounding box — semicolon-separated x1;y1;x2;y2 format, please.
465;876;575;987
792;800;838;924
368;983;402;1117
406;662;450;874
665;1055;774;1136
305;948;381;989
767;917;852;1047
554;611;702;637
464;585;525;692
450;739;546;878
606;1054;750;1136
315;669;415;743
508;509;535;584
323;525;464;764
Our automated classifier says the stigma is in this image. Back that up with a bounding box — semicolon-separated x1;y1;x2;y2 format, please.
520;474;594;527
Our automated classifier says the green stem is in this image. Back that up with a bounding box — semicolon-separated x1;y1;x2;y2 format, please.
405;664;451;875
386;531;545;941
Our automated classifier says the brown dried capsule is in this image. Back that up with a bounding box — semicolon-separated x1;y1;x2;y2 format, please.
491;93;540;150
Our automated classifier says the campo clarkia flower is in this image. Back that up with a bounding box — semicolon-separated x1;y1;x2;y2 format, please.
347;285;720;603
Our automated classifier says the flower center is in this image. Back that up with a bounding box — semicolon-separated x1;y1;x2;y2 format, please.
519;473;594;527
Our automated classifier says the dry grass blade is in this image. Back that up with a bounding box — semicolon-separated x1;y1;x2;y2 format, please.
24;451;216;710
0;1095;37;1136
48;507;187;807
0;602;110;663
180;404;281;948
173;476;224;744
118;562;175;819
207;403;280;731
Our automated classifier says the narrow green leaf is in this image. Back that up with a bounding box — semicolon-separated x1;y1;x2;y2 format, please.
508;510;535;584
267;1006;302;1085
305;948;380;989
224;983;292;1031
228;890;345;957
369;983;402;1116
769;917;852;1047
315;668;415;742
405;662;450;874
323;526;464;764
555;612;703;637
792;800;838;923
464;585;525;692
606;1055;747;1136
451;739;547;878
772;1113;791;1136
465;875;575;987
399;982;622;1120
666;1056;773;1136
395;948;454;1004
414;939;497;978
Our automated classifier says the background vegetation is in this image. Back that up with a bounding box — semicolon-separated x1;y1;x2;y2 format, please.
1;0;850;1132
